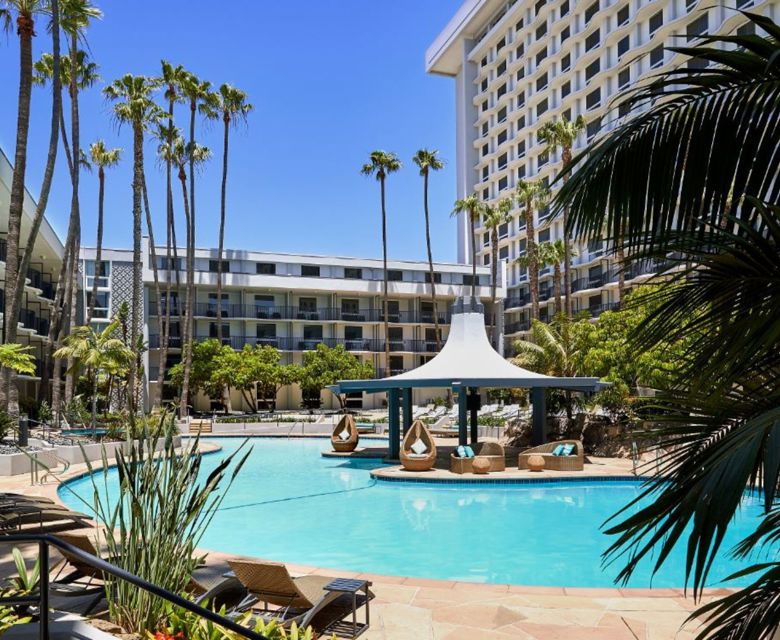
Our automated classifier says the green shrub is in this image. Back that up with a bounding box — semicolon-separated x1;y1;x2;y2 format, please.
0;411;14;442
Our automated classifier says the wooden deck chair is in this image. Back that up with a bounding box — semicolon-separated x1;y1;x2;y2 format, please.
400;420;437;471
331;414;358;452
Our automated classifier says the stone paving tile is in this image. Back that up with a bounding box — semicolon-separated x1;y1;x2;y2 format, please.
512;621;642;639
430;603;526;629
598;596;689;612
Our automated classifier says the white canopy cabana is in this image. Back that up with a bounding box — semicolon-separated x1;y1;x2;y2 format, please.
331;298;604;459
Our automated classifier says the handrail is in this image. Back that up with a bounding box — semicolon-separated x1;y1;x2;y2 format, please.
0;533;268;640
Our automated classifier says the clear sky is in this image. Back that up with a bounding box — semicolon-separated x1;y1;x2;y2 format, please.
0;0;465;263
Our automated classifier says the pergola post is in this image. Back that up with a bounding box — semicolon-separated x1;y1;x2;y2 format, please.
457;386;467;446
531;387;546;446
469;387;479;444
402;387;413;436
388;388;401;460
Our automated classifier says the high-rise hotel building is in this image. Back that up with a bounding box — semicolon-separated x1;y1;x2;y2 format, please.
426;0;779;349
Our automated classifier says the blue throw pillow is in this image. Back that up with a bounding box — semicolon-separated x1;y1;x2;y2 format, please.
562;444;576;456
464;445;475;458
456;445;467;458
552;444;566;456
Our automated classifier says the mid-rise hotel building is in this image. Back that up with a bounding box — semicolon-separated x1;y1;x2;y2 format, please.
426;0;779;349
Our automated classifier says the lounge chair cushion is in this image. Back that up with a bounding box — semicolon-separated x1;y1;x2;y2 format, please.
338;428;351;441
406;453;429;459
562;443;576;456
410;438;428;455
456;445;467;458
552;444;566;456
464;445;475;458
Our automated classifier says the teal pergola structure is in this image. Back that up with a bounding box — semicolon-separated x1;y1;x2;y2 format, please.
329;298;604;460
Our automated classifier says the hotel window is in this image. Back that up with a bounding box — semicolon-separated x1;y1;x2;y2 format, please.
256;262;276;275
516;18;524;31
586;87;601;110
496;36;506;52
388;269;403;281
736;21;755;35
686;0;698;9
560;25;570;43
536;98;548;117
536;22;547;40
484;253;491;265
536;72;548;91
86;260;110;288
585;1;599;22
517;140;526;157
209;323;230;340
619;101;630;118
618;68;630;89
538;151;549;167
387;326;403;342
482;122;489;137
497;129;508;145
585;29;600;51
688;57;708;70
301;264;320;277
560;0;570;16
482;143;489;157
256;324;276;342
482;188;490;199
498;176;509;191
617;5;629;26
499;246;509;260
208;260;229;273
535;46;547;66
517;92;526;108
254;294;275;317
481;56;488;67
482;100;488;111
617;35;629;58
587;117;601;140
424;272;442;284
159;256;181;271
481;78;488;92
342;299;360;316
87;291;110;319
517;164;526;178
687;15;708;41
497;83;507;99
497;60;507;76
517;67;525;81
586;59;600;81
484;232;490;247
303;325;322;340
561;53;571;72
562;108;571;121
482;166;489;181
497;106;507;123
518;239;527;254
208;292;230;316
649;11;663;35
650;45;664;68
499;222;509;238
538;228;550;243
535;0;545;14
498;152;508;169
344;267;362;280
561;80;571;98
299;297;317;312
516;43;525;59
517;115;525;129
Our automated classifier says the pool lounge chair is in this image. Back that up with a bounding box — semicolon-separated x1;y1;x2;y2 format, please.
49;532;113;615
518;440;585;471
0;505;92;532
450;441;507;474
227;558;372;632
400;420;437;471
330;414;358;452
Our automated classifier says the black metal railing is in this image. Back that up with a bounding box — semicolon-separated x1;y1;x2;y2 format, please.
505;320;530;334
0;533;268;640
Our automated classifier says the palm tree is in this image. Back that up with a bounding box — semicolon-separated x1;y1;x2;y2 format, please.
538;115;585;318
178;71;212;419
104;74;163;425
412;149;445;351
55;320;133;435
86;141;121;324
1;0;54;411
538;239;571;315
483;197;512;349
0;344;35;376
553;16;780;638
451;193;484;299
515;180;550;321
361;151;402;374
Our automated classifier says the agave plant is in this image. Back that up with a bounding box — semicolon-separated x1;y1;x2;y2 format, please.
553;12;780;640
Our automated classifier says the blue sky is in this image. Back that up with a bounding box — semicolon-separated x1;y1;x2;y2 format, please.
0;0;465;263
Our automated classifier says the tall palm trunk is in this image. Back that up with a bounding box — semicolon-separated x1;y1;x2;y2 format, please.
421;169;441;350
180;100;197;419
87;164;105;323
490;227;499;348
470;214;477;299
2;10;35;411
178;162;193;419
525;203;539;320
553;263;562;314
142;175;165;409
380;175;390;374
127;121;144;427
63;33;81;410
562;146;573;318
216;110;231;413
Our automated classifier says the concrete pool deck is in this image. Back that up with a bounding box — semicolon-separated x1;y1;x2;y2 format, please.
0;438;714;639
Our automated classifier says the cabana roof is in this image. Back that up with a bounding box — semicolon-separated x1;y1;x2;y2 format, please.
330;298;603;395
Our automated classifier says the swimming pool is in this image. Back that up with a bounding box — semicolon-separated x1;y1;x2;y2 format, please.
58;437;764;588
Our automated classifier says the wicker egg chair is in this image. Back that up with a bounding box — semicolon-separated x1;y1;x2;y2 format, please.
331;414;359;452
400;420;437;471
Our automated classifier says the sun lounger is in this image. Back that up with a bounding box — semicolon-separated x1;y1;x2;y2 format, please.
0;506;92;532
227;558;372;632
518;440;585;471
400;421;437;471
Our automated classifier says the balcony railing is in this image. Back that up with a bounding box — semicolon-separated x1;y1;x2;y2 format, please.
505;320;530;334
572;273;608;292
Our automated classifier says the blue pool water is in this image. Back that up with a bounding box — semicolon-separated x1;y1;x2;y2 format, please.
58;437;766;588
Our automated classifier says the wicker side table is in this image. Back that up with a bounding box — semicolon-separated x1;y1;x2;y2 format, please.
526;454;546;472
472;456;491;474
